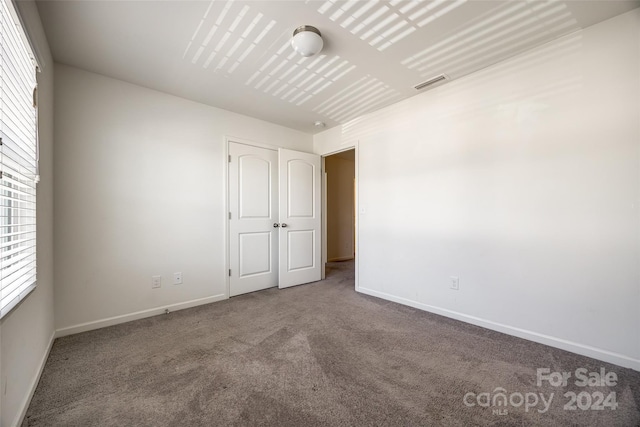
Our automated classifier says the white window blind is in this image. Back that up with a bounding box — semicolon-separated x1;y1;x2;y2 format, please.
0;0;38;319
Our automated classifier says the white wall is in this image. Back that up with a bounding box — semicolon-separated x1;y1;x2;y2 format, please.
315;9;640;370
0;1;55;426
325;155;355;261
54;64;312;333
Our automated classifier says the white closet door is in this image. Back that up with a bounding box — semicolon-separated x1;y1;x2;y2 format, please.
229;142;278;296
277;148;321;289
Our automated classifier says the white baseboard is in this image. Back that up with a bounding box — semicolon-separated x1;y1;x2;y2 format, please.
13;330;55;427
358;287;640;372
55;294;227;338
328;256;355;262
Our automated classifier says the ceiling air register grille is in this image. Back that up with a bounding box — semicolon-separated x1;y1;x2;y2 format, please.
414;74;448;91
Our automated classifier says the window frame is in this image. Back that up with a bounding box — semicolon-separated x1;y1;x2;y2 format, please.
0;0;40;320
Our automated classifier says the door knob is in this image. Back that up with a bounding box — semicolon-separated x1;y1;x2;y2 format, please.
281;223;288;228
273;223;280;228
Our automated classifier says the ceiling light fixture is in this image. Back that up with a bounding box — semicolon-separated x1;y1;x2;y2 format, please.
291;25;323;57
314;121;326;128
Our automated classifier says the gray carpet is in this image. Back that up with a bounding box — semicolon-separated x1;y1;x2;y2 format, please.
24;261;640;426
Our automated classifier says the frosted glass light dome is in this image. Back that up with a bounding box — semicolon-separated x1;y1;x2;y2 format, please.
291;26;323;57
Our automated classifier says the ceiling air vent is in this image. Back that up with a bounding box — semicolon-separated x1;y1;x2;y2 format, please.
414;74;448;91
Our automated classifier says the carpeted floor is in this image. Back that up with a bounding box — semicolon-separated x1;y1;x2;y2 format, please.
24;261;640;426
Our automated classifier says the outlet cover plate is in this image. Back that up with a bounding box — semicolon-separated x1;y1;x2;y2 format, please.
173;272;183;285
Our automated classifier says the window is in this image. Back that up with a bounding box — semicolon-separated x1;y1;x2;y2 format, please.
0;0;38;319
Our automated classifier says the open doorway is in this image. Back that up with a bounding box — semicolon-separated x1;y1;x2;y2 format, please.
323;149;356;279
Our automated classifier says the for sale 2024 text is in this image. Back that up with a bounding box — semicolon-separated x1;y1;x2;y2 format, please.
537;367;618;411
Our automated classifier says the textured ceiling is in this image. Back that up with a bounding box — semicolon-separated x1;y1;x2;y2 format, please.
36;0;639;133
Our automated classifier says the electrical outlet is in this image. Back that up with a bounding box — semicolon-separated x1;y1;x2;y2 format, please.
152;275;162;289
173;272;182;285
450;276;459;290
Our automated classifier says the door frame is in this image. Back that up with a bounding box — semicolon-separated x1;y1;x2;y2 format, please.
224;136;280;299
320;144;359;291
